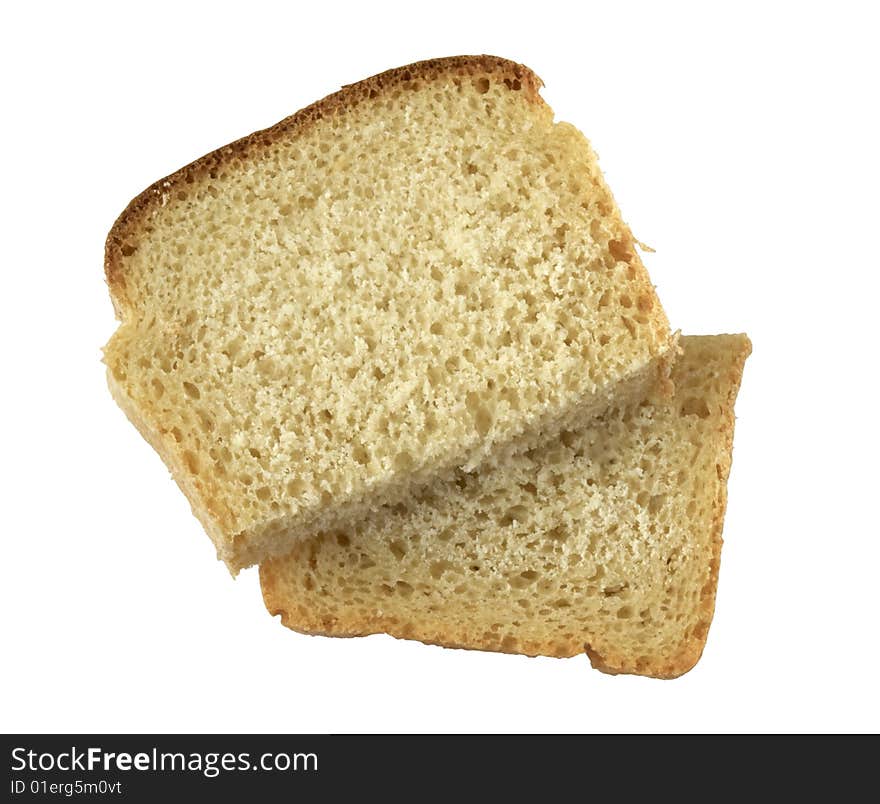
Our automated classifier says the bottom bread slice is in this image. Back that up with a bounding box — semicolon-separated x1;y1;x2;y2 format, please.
260;334;751;678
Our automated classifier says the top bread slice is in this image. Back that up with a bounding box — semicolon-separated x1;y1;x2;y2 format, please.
104;55;673;573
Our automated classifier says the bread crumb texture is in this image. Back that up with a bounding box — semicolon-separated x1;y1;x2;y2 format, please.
261;335;751;678
104;56;671;572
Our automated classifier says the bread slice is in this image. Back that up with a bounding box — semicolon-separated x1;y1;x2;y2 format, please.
104;55;673;573
261;335;750;678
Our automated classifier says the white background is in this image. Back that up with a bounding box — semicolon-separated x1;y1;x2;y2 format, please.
3;1;878;734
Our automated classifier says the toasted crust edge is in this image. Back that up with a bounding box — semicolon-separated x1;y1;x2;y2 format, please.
104;55;544;316
260;335;751;679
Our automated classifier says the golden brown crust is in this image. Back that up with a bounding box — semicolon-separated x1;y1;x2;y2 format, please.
104;55;544;315
260;570;582;658
260;336;752;679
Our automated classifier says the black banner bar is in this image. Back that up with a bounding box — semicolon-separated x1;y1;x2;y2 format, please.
1;734;871;799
